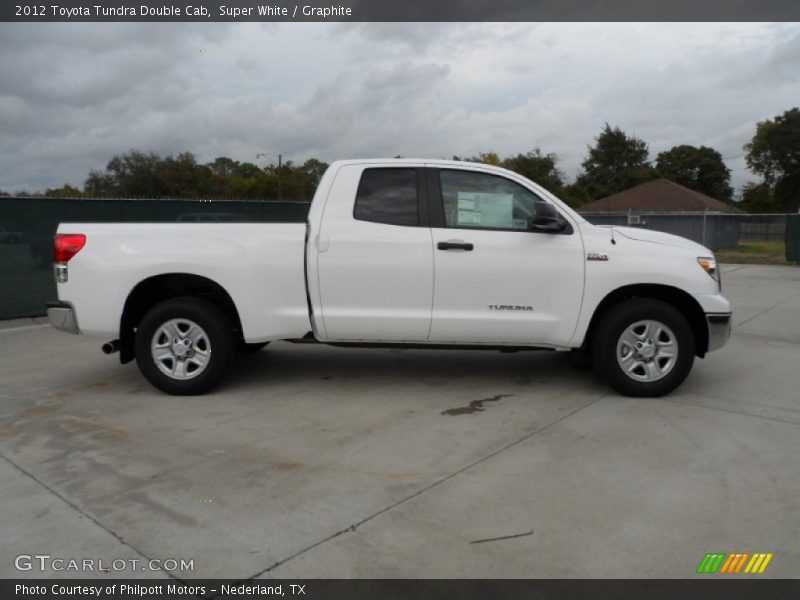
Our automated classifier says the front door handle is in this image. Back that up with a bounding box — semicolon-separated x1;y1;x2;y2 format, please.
437;240;474;251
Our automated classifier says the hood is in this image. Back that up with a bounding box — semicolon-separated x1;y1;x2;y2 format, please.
610;226;712;255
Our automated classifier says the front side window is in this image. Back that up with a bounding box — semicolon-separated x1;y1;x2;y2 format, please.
440;170;545;231
354;168;418;226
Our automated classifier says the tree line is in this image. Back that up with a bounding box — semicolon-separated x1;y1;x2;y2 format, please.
2;107;797;213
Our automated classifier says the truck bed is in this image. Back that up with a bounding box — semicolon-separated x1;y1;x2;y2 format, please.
55;222;311;342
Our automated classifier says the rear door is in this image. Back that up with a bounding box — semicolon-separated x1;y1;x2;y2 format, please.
427;167;585;346
315;164;434;341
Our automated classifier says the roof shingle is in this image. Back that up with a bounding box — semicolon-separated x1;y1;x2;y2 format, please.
578;178;744;213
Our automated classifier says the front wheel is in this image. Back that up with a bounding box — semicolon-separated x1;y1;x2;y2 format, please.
591;298;695;397
135;297;235;395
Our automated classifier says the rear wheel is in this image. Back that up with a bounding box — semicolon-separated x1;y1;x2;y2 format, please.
591;298;695;397
135;297;235;395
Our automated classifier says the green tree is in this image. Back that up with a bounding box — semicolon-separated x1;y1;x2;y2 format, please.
655;145;733;202
501;148;565;194
85;150;226;199
207;156;242;177
577;124;657;200
159;152;218;198
558;182;592;208
744;107;800;211
207;157;263;180
235;162;264;179
85;150;166;197
45;184;83;198
295;159;329;200
300;158;329;186
739;182;779;213
226;175;266;199
467;152;502;166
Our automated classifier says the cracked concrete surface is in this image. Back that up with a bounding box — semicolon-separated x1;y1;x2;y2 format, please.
0;264;798;579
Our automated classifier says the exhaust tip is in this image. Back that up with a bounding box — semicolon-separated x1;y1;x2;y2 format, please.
102;340;120;355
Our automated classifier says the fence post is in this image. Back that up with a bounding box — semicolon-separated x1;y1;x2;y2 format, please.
702;208;708;248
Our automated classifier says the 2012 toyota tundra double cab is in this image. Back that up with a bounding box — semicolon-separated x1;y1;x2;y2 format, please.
47;159;731;397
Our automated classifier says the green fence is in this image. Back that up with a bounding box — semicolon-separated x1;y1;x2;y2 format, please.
787;214;800;262
0;197;311;320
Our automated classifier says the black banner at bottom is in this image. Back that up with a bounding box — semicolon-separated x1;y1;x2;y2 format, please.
3;579;800;600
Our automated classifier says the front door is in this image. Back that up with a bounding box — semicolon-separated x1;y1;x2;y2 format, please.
427;167;584;346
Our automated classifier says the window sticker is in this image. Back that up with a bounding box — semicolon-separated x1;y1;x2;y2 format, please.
457;209;482;225
512;218;529;230
456;192;513;228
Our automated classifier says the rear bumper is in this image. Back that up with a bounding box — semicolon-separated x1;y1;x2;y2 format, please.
706;313;731;352
46;301;80;334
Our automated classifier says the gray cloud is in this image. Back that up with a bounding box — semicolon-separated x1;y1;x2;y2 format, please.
0;22;798;193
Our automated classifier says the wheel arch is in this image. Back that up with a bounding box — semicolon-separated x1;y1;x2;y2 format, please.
583;284;709;358
119;273;243;364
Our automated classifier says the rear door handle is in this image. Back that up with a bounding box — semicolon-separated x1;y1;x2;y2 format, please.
437;240;474;251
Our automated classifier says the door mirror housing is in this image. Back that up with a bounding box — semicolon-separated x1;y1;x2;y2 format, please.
530;202;567;233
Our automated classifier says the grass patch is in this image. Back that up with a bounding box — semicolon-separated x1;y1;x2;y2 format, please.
717;241;791;265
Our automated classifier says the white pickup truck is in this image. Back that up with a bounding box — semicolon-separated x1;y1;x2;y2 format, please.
47;159;731;397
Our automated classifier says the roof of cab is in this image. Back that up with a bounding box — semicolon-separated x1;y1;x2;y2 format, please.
329;158;521;176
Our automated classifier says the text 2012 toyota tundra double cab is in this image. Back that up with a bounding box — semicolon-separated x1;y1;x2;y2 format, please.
47;159;731;396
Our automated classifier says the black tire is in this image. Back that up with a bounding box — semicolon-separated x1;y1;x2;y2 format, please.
135;297;235;395
591;298;695;397
568;347;592;370
237;341;270;353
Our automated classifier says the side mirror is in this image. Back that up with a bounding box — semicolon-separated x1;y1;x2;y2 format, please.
530;203;567;233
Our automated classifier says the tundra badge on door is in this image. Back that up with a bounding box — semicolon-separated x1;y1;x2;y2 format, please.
488;305;534;311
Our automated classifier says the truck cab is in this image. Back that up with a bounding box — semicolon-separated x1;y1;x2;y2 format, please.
307;161;584;347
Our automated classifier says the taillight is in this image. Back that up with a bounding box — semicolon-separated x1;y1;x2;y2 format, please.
53;234;86;263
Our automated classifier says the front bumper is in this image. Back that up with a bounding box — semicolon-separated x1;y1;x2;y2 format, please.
706;313;731;352
47;301;80;334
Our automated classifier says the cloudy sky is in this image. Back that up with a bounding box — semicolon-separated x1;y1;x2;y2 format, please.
0;22;798;194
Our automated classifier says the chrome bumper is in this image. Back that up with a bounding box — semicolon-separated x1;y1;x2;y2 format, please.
47;301;80;334
706;313;731;352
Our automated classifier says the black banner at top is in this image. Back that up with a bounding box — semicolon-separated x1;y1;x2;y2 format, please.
2;0;800;22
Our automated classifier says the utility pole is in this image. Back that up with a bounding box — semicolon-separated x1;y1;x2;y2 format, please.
257;152;283;201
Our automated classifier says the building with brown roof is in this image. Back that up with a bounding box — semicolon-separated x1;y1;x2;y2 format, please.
579;178;744;214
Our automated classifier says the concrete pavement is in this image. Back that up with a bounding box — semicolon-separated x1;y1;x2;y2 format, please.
0;264;798;579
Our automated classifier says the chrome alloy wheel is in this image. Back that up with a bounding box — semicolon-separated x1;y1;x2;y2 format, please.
616;319;677;382
151;318;211;380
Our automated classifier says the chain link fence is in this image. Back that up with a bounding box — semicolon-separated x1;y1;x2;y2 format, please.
579;211;791;251
0;197;311;320
1;199;797;321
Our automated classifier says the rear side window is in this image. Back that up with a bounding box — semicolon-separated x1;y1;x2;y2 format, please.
354;168;418;226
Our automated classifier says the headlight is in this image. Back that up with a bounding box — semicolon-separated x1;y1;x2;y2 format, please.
697;256;721;289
